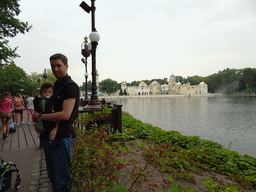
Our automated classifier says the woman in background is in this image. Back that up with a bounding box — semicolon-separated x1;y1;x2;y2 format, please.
0;92;12;139
13;93;25;125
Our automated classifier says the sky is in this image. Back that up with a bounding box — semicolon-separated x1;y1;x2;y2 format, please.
8;0;256;86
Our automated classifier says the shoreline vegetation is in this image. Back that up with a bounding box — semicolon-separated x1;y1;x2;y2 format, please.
72;107;256;192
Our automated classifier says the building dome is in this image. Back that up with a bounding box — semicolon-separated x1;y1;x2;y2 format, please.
170;74;175;77
139;81;147;86
200;82;205;85
177;82;181;85
152;81;159;85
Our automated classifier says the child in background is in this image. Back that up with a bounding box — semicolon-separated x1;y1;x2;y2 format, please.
25;93;35;126
33;83;58;142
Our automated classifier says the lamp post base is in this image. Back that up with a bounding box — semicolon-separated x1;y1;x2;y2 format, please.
83;103;102;110
83;96;90;106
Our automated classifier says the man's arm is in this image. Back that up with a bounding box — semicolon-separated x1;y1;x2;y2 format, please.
33;98;76;122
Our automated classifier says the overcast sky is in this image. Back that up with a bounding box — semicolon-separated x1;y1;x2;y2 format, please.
8;0;256;86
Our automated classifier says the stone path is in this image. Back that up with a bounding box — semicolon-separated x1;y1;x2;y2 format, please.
28;148;53;192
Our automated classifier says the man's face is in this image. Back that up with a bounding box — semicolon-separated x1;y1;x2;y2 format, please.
50;59;68;80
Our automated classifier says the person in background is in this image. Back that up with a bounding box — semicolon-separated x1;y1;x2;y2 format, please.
13;93;25;125
25;93;34;126
11;96;15;121
0;92;12;139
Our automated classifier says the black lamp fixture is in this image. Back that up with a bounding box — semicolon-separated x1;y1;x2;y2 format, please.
80;0;101;110
43;69;47;82
20;79;24;94
81;36;90;105
37;77;41;91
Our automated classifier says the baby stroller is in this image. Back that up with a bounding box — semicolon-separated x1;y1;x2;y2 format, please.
0;157;21;192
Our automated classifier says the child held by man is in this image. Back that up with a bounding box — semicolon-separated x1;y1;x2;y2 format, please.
33;83;58;142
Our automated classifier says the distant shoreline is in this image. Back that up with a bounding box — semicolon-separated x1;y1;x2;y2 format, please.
99;93;221;99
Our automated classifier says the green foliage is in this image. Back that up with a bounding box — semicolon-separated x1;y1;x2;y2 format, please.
185;75;206;85
81;80;92;92
203;177;239;192
75;106;112;128
0;62;29;95
0;0;32;66
71;125;125;191
99;78;118;94
0;65;56;96
122;111;256;190
239;68;256;93
205;68;256;93
119;89;128;96
119;88;123;95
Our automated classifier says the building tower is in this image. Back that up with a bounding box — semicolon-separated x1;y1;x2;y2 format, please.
168;74;177;94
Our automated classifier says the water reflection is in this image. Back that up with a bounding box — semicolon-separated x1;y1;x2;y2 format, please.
106;96;256;158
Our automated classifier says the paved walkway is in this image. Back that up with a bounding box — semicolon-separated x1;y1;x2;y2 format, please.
0;111;52;192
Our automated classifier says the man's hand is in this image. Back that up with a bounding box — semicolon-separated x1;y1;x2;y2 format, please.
33;123;42;134
32;111;39;122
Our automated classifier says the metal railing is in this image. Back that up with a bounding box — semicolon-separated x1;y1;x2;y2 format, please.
76;103;123;135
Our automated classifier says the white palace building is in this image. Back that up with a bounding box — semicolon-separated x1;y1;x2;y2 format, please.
121;74;208;96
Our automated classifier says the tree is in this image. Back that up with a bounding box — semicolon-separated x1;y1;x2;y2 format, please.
0;62;32;95
185;75;205;85
0;0;32;66
99;78;118;94
81;80;92;93
239;68;256;92
175;76;184;83
119;89;123;96
26;69;57;95
124;89;128;95
27;69;56;85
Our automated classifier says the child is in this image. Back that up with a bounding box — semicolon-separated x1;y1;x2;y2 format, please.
25;93;35;126
33;83;58;141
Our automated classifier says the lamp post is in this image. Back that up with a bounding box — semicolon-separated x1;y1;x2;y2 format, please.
81;36;90;105
37;77;41;91
20;79;24;95
80;0;101;109
43;69;47;82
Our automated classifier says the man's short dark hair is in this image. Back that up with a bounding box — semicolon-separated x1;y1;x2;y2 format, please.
40;83;54;94
49;53;68;65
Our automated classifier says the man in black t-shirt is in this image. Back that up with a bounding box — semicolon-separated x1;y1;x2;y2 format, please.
33;53;79;192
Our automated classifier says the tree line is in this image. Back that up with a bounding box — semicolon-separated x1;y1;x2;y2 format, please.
80;68;256;95
1;62;256;96
0;63;56;96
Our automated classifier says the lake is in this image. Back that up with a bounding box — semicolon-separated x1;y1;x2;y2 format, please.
105;95;256;158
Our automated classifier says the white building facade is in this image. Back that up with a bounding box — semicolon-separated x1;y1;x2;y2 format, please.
121;74;208;96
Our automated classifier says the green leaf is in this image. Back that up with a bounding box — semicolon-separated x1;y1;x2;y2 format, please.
168;176;173;182
115;183;129;192
188;188;195;192
161;185;166;192
169;184;182;192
